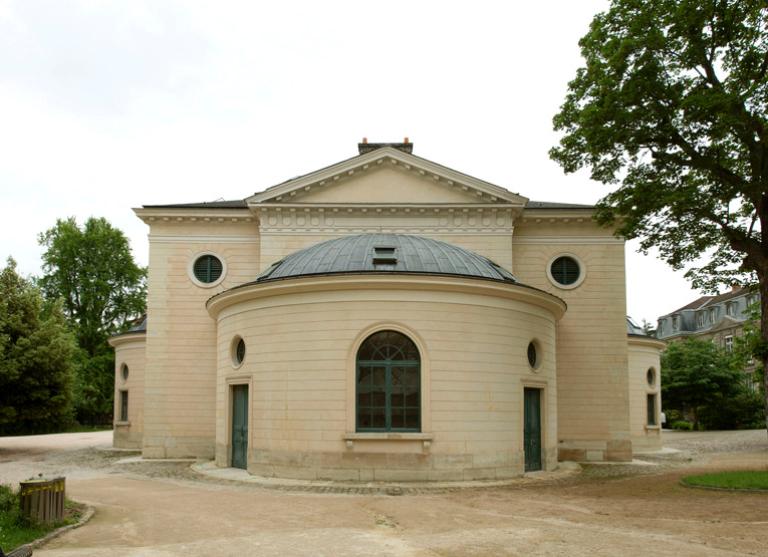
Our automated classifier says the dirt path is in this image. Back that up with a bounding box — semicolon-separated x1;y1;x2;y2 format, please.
1;430;766;556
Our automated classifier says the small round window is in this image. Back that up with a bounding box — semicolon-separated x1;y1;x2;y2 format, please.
527;341;540;369
193;255;223;284
550;256;581;286
647;367;655;386
121;364;129;381
232;337;246;367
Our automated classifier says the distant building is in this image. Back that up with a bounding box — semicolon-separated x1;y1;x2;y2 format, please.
656;286;760;390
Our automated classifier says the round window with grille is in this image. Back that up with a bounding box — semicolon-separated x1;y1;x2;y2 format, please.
547;254;584;289
550;256;580;286
193;255;223;284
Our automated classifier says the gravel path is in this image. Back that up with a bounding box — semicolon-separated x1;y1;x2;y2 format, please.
1;430;766;556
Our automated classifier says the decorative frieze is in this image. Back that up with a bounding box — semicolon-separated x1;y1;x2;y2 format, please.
255;206;516;235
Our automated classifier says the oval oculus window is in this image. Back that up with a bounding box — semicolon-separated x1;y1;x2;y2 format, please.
647;367;655;386
550;256;581;286
121;364;129;381
233;337;246;366
193;255;223;284
527;342;539;369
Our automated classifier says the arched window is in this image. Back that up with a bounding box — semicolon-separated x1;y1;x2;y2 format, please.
356;330;420;432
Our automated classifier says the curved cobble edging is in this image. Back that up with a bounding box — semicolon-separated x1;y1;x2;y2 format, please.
187;461;582;496
30;503;95;550
679;480;768;493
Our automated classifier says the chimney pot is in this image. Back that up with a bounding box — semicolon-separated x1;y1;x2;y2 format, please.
362;137;368;144
404;137;409;144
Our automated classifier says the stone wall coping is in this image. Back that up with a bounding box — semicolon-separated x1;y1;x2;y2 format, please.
343;432;434;441
343;432;434;450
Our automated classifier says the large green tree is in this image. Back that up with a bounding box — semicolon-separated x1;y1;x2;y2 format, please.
662;339;762;429
550;0;768;431
0;258;76;434
38;217;146;423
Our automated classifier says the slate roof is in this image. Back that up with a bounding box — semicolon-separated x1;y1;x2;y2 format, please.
665;287;752;316
626;316;645;336
525;201;594;210
256;234;517;283
143;200;247;209
143;199;591;210
110;315;147;338
127;315;147;333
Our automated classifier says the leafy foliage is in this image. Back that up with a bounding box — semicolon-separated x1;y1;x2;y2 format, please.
551;0;768;430
732;299;767;386
38;217;146;424
0;258;76;434
661;339;763;429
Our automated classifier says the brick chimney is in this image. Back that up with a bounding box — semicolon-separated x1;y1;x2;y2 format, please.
358;137;414;155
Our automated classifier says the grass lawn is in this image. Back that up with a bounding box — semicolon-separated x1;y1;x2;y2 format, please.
682;470;768;491
0;485;84;552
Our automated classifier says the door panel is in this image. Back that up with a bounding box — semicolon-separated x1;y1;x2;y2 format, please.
524;388;542;472
231;385;249;470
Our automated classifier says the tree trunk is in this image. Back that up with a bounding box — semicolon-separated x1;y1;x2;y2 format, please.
761;279;768;438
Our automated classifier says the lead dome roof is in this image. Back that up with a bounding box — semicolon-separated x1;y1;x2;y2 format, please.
256;234;517;283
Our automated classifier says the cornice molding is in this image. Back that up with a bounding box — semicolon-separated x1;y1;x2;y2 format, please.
627;335;666;350
513;236;624;245
519;211;597;222
108;332;147;348
148;235;261;244
134;208;254;224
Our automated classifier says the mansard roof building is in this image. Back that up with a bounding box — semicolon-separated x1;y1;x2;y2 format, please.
657;286;760;390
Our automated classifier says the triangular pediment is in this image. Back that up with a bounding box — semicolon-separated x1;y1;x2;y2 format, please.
247;147;527;206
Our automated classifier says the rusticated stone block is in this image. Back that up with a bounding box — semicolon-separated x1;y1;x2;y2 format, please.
558;448;586;462
606;439;633;462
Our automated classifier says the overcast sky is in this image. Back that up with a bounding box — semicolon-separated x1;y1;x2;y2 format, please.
0;0;706;325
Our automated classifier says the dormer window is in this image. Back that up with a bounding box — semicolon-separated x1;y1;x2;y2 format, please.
726;302;736;317
672;315;679;331
708;307;717;323
697;312;705;327
372;246;397;269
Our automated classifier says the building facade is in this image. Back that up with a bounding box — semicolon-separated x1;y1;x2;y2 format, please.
110;141;664;481
656;286;760;390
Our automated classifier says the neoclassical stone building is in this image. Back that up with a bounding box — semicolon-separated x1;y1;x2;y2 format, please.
110;140;664;481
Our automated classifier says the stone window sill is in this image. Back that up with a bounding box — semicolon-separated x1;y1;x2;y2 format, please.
645;425;661;431
343;432;434;450
114;420;131;427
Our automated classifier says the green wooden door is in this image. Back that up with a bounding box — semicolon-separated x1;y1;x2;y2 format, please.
231;385;248;470
524;388;542;472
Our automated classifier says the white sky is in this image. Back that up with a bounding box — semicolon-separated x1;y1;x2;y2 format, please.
0;0;705;326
